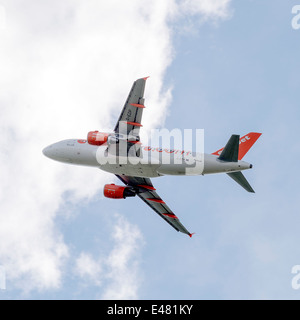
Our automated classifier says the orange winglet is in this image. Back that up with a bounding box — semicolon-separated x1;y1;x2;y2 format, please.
146;198;165;204
143;76;150;80
189;233;195;238
130;103;145;108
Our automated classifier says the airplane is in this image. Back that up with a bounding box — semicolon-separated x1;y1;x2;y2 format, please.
43;77;261;237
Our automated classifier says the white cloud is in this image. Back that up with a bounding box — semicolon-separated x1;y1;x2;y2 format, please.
101;215;144;300
0;0;232;295
179;0;232;19
74;214;144;299
75;252;103;287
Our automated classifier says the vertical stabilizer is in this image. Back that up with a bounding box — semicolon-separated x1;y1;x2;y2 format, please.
218;135;240;162
212;132;262;160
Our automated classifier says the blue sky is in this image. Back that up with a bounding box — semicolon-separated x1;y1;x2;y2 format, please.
1;0;300;300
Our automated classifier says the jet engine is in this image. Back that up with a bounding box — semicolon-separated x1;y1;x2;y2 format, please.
103;184;136;199
87;131;110;146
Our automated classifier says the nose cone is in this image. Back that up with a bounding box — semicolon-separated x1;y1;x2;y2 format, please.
42;142;66;161
42;145;54;159
42;140;77;164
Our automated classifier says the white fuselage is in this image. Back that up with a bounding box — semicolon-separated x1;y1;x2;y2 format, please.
43;139;252;177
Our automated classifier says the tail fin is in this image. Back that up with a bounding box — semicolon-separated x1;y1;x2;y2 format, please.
212;132;262;160
218;134;239;162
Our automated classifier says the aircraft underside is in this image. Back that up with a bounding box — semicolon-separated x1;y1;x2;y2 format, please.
42;77;261;237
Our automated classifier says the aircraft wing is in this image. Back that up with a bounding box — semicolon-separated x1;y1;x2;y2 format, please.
109;77;148;157
113;77;148;137
116;175;194;237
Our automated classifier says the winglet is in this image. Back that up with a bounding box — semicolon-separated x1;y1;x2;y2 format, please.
143;76;150;81
189;233;195;238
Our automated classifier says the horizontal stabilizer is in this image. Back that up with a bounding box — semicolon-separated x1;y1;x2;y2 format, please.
227;171;255;193
218;135;239;162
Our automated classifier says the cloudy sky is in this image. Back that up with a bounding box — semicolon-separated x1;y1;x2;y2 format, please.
1;0;300;300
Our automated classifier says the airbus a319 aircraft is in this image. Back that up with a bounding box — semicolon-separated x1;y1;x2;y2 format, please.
43;77;261;237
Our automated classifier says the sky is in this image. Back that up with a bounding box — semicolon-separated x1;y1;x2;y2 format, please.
0;0;300;300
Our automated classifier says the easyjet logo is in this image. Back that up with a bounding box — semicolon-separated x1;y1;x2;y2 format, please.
239;135;251;144
215;135;251;155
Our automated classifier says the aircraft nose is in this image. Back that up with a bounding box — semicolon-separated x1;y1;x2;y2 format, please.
42;145;55;159
42;140;76;163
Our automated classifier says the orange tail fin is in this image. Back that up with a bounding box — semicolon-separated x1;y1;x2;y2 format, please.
212;132;262;160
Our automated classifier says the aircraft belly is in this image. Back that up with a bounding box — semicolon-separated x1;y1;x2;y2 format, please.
157;163;187;176
100;162;161;178
157;161;204;176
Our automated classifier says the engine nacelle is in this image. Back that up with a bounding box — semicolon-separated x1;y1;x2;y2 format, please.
103;184;136;199
87;131;110;146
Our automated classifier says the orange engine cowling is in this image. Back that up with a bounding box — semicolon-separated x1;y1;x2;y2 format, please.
87;131;110;146
103;184;136;199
